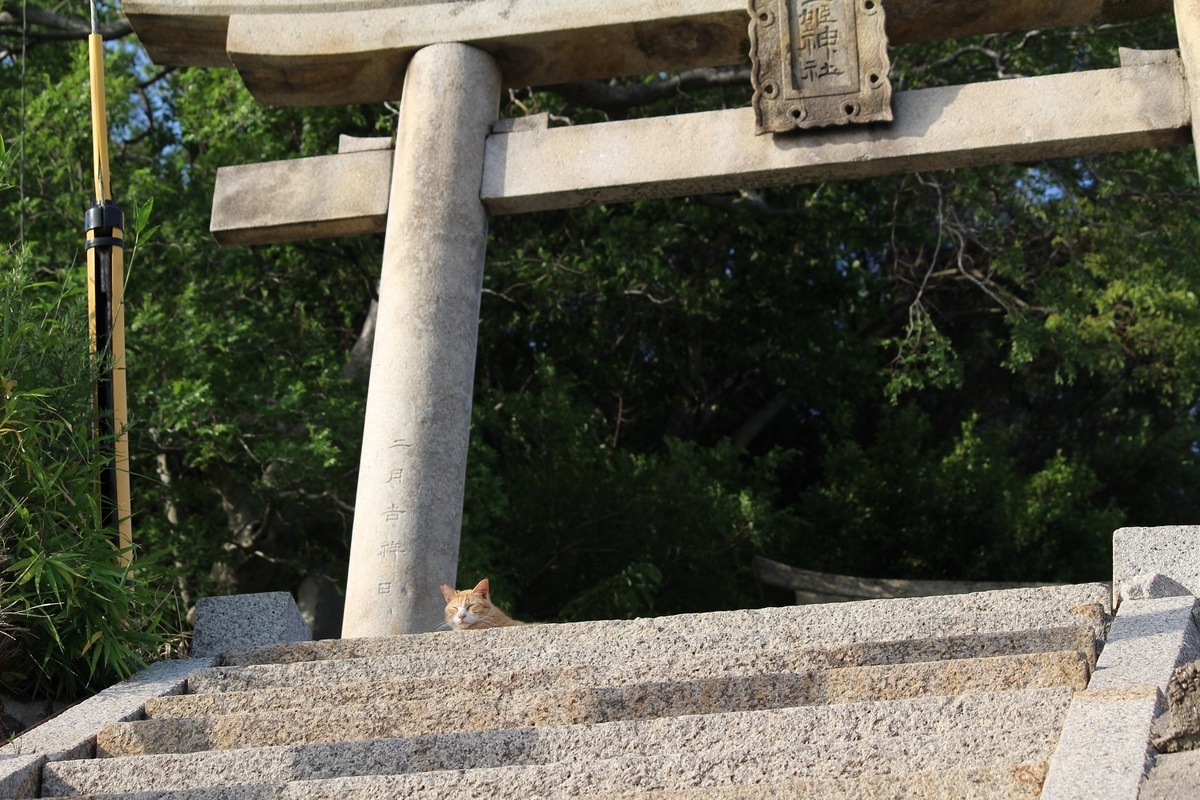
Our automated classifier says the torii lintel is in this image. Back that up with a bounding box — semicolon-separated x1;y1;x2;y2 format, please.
211;54;1191;247
123;0;1172;107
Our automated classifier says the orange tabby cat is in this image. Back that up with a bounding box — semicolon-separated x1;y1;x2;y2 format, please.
440;578;523;630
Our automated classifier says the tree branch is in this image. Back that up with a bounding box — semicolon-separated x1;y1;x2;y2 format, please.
0;3;132;45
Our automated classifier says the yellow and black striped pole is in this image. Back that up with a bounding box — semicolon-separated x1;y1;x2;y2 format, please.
86;3;132;567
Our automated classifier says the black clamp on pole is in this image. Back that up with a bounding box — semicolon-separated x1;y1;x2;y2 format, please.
85;200;124;251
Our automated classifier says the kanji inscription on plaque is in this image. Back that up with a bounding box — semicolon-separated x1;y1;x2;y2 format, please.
749;0;892;134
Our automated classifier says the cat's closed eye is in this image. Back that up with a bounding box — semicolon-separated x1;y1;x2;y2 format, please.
438;578;524;630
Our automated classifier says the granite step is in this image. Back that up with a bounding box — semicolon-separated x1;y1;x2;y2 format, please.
40;760;1048;799
186;622;1098;696
98;649;1088;757
215;583;1110;669
144;647;1089;724
37;585;1110;798
47;687;1071;795
587;765;1048;800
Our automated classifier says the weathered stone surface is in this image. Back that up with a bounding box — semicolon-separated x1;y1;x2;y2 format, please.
1116;573;1192;605
148;648;1087;723
103;659;1083;756
187;628;1099;710
221;583;1108;667
0;753;43;798
192;593;310;657
589;764;1048;800
482;62;1190;215
1151;659;1200;753
210;151;392;246
1114;526;1200;601
340;43;501;637
748;0;892;134
122;0;425;68
35;583;1118;797
46;763;1050;800
1141;750;1200;800
210;63;1190;246
1118;48;1182;69
43;763;1047;799
0;658;214;762
1087;596;1200;693
335;134;391;154
75;688;1069;788
122;0;1172;106
1040;686;1162;800
1175;0;1200;179
36;766;1048;799
1042;594;1200;799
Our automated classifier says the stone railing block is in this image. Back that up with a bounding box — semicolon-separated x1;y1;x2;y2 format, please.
192;593;311;657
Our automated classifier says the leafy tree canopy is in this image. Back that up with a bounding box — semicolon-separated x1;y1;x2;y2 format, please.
2;5;1197;649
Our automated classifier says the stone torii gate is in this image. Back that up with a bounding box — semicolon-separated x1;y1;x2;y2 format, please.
124;0;1200;638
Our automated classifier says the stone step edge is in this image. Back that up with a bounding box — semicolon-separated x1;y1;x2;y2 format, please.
578;761;1050;800
41;760;1050;800
146;647;1091;721
186;624;1098;695
52;689;1071;794
92;685;1073;759
218;582;1111;667
48;740;1063;800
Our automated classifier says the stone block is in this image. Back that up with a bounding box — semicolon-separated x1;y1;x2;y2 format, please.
0;754;43;798
1042;592;1200;799
41;762;1050;799
66;688;1069;790
0;658;213;762
1116;573;1191;604
147;648;1088;723
96;685;1071;759
482;65;1189;215
1088;595;1200;692
190;627;1097;700
1141;750;1200;800
1040;686;1162;800
1151;658;1200;753
336;134;391;154
211;152;391;246
1114;526;1200;601
123;0;1171;87
219;583;1110;670
191;593;310;658
1118;48;1182;68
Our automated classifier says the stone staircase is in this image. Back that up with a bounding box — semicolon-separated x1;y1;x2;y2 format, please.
35;584;1109;799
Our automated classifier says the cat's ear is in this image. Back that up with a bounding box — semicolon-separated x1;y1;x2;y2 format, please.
440;584;456;602
473;578;490;599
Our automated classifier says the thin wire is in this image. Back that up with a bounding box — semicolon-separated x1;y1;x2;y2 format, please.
91;0;99;35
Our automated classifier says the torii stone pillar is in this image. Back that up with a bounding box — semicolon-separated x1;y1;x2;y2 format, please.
1176;0;1200;176
342;43;501;637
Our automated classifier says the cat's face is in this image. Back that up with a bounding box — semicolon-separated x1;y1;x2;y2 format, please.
440;578;494;630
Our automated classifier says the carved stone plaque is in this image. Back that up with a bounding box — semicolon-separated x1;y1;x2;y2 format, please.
749;0;893;135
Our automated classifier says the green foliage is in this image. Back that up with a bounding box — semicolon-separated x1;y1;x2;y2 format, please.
792;409;1121;582
4;12;1200;636
462;360;798;619
0;246;180;701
